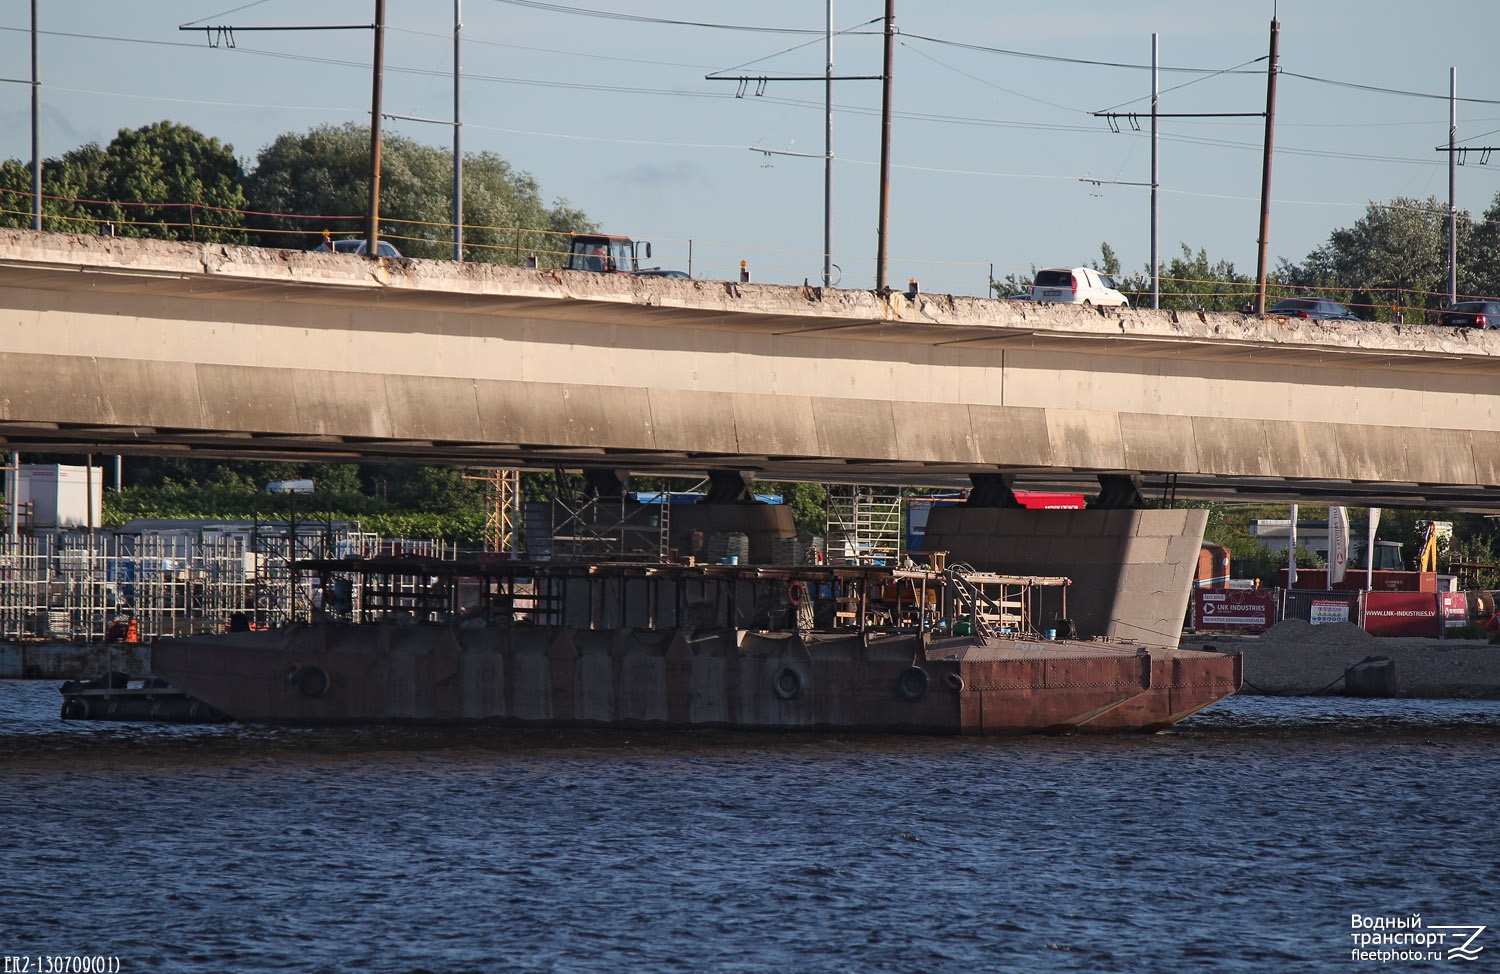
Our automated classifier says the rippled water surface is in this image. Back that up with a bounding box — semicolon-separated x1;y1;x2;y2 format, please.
3;681;1498;973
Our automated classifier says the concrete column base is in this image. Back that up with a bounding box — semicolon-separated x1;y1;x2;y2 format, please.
921;507;1208;650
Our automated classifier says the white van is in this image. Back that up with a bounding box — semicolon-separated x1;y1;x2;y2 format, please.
1031;267;1130;307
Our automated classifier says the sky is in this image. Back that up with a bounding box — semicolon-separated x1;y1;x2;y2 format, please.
2;1;1499;295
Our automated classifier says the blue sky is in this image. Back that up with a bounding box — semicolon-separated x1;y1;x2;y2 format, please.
2;1;1499;294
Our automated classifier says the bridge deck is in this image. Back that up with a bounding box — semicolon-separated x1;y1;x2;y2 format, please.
3;229;1499;510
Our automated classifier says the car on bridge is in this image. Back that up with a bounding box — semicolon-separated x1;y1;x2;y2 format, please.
1438;300;1500;329
1030;267;1130;307
1268;297;1361;321
315;238;403;259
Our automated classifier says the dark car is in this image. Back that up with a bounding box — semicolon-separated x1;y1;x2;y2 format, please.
1438;300;1500;329
315;238;403;258
635;268;690;279
1268;297;1361;321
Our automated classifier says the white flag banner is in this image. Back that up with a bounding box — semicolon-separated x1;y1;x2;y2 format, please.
1329;506;1350;583
1366;508;1382;590
1287;504;1299;587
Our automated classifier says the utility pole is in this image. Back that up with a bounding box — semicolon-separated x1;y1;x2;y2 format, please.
1433;71;1500;305
875;0;894;292
823;0;834;288
366;0;386;258
31;0;40;231
708;14;881;288
1150;33;1159;310
1448;67;1457;304
1093;36;1260;309
454;0;464;262
1254;15;1280;314
183;13;383;250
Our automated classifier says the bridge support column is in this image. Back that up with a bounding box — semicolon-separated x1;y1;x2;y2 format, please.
703;470;756;504
1093;474;1146;509
670;470;795;565
581;467;629;500
922;507;1207;650
965;473;1022;508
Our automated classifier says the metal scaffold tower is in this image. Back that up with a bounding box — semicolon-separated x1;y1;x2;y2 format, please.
825;485;903;565
467;469;522;553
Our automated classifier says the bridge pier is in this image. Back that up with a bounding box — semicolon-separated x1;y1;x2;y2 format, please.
922;507;1206;650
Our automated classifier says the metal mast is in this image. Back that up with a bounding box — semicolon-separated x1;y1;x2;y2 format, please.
1254;15;1280;314
874;0;894;292
454;0;464;262
823;0;834;287
31;0;40;231
365;0;387;258
1448;67;1457;304
1150;33;1159;310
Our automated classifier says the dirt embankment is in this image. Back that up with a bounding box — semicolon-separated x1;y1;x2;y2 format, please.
1182;619;1500;699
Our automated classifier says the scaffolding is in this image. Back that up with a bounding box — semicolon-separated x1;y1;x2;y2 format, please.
825;485;903;565
0;524;453;641
465;469;523;553
526;491;672;564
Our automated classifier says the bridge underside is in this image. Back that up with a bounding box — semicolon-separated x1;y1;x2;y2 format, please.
4;396;1500;511
4;230;1500;512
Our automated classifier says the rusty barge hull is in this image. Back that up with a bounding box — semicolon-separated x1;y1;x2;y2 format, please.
151;625;1239;735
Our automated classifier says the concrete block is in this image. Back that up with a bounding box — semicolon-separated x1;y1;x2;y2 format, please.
475;378;567;443
1472;430;1500;485
729;391;820;456
0;352;110;425
1406;427;1477;484
893;401;980;463
813;397;900;460
562;383;655;450
648;388;737;454
1121;535;1170;564
1046;408;1125;469
1191;416;1271;476
384;373;478;440
1119;412;1199;471
968;403;1054;466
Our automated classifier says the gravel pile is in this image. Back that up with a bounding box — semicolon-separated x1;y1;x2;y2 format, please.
1183;619;1500;698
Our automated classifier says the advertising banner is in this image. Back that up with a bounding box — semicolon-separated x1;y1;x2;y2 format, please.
1195;589;1277;633
1362;591;1439;637
1310;599;1350;626
1441;592;1470;630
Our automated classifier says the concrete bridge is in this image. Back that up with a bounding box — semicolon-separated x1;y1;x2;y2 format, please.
3;228;1499;511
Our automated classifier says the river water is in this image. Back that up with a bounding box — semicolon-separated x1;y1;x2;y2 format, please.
2;680;1497;973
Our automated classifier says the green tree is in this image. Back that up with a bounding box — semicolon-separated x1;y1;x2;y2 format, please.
1111;244;1251;311
0;143;109;233
1282;197;1471;321
244;123;593;263
1464;191;1500;300
93;121;247;242
1095;241;1121;276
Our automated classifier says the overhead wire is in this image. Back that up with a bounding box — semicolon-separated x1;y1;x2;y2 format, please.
484;0;835;35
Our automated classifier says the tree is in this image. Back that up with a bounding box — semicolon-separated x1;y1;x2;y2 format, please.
1281;197;1471;321
1464;191;1500;300
1095;241;1121;277
244;123;593;263
1109;244;1250;311
93;121;247;242
0;143;108;233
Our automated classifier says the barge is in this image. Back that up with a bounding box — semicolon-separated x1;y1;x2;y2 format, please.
60;671;229;723
149;556;1239;734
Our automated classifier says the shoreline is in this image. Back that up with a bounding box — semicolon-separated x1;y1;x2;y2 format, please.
1181;619;1500;700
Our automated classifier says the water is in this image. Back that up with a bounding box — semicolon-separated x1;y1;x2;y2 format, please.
2;681;1497;973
